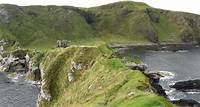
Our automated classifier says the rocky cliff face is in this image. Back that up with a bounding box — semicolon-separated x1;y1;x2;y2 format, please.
0;1;200;48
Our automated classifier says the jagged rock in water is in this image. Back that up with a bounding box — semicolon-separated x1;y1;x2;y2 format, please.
170;79;200;92
172;99;200;107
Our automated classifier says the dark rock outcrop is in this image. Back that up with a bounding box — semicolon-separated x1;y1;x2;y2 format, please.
32;67;41;80
181;30;194;43
146;30;158;43
171;99;200;107
8;58;28;73
144;71;164;83
143;70;167;97
26;67;42;81
125;62;148;71
186;17;198;28
150;79;167;98
146;8;160;23
126;62;167;98
170;79;200;92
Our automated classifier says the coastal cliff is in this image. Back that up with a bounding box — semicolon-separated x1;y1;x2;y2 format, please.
38;45;175;107
1;1;200;107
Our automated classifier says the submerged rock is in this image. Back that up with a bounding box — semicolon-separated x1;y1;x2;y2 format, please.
170;79;200;92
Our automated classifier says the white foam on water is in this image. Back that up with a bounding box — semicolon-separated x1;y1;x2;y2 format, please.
147;50;170;53
26;80;41;85
8;74;19;82
177;50;189;53
8;73;25;83
166;88;186;100
159;70;175;80
186;92;200;94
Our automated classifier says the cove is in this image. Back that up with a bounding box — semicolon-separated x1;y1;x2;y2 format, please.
122;48;200;102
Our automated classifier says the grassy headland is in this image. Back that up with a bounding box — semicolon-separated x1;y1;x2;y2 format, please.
39;45;175;107
1;1;199;107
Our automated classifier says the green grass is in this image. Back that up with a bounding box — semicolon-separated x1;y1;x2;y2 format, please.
1;1;198;106
39;45;175;107
1;1;200;50
114;94;175;107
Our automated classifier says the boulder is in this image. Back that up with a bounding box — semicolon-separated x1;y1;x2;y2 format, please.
57;40;69;48
172;99;200;107
170;79;200;92
68;72;75;82
26;67;41;81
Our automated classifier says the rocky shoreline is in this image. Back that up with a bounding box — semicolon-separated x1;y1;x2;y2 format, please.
1;43;200;107
125;63;167;97
109;42;199;52
117;44;200;107
126;62;200;107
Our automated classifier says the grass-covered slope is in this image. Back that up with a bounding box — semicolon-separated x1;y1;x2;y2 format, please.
39;45;175;107
0;1;200;49
0;4;95;48
86;1;200;43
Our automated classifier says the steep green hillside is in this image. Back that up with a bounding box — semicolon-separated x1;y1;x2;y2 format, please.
0;1;200;49
39;45;175;107
0;4;96;49
86;1;200;43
